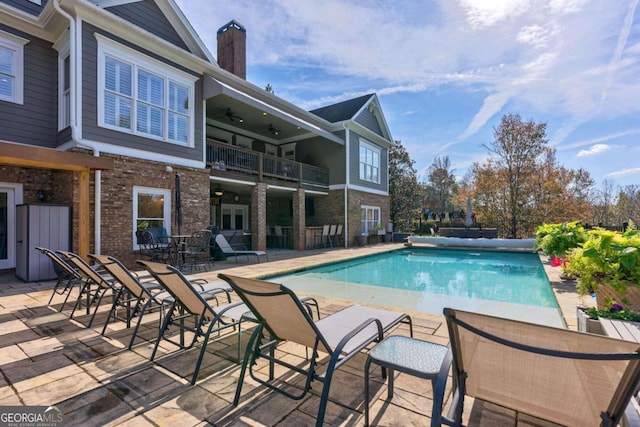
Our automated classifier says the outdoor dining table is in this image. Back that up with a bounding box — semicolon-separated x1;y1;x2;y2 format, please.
169;234;191;268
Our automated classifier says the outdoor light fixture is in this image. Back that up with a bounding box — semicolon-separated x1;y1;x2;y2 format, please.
269;124;280;135
37;189;46;202
213;186;224;197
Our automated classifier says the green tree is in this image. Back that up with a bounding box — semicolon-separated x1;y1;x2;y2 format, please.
425;156;458;213
389;140;423;231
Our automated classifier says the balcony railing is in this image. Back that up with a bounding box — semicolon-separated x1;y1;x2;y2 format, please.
206;139;329;187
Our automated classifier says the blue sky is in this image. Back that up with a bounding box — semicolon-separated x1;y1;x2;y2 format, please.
176;0;640;188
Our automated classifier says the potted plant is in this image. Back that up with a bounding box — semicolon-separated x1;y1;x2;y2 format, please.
375;223;386;235
356;233;368;247
564;224;640;310
534;221;587;263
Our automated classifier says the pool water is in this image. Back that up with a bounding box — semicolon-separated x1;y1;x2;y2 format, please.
268;248;565;327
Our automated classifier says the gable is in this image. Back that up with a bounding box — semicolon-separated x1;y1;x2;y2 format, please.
310;93;372;123
104;0;189;50
355;106;384;138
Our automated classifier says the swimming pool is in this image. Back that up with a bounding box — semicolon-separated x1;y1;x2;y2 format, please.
268;248;565;327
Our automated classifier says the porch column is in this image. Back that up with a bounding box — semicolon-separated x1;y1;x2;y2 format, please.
292;189;306;250
251;183;267;251
78;168;90;259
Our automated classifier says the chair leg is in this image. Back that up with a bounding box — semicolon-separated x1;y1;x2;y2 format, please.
316;350;342;427
128;299;153;350
234;324;264;406
150;301;176;361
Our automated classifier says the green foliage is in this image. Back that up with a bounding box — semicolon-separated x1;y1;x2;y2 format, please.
585;306;640;321
389;140;423;231
565;228;640;295
534;221;586;257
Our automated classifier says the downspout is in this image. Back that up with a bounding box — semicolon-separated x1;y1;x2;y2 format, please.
343;123;350;247
52;0;102;255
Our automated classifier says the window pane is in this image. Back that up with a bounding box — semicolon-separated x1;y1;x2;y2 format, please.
104;92;132;129
138;193;165;219
0;75;13;98
169;82;188;114
0;47;13;74
136;103;162;137
168;112;188;143
105;56;131;96
63;55;70;90
138;70;164;106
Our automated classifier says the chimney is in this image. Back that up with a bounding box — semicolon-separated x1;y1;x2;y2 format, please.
217;20;246;79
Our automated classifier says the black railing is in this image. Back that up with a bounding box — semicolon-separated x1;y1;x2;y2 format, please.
206;139;329;187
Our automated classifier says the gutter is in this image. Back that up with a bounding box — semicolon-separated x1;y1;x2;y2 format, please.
344;123;350;247
52;0;102;255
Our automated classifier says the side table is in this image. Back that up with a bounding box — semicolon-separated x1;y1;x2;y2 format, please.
364;335;452;426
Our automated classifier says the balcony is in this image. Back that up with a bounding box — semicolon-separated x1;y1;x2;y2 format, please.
206;139;329;188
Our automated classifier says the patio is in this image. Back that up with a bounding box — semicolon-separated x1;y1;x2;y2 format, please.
0;244;582;426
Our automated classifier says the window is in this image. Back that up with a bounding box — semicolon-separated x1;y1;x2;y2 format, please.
133;187;171;248
0;31;28;105
96;34;196;146
361;205;381;234
221;204;248;230
359;139;380;183
54;33;70;130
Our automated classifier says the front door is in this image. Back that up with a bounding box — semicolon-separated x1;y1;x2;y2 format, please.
0;187;16;269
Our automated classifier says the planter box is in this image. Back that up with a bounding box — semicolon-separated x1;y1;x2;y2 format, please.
576;307;605;335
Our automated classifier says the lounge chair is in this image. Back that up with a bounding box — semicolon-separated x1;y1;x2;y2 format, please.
214;233;268;263
57;250;122;327
434;308;640;427
88;254;172;347
136;260;254;384
36;247;82;310
217;273;413;427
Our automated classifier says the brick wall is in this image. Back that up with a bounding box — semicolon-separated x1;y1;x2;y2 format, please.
1;155;210;270
346;189;390;247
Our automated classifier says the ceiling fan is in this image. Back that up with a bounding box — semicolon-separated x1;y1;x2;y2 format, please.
221;108;243;122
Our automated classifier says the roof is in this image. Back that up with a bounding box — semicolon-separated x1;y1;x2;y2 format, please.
309;94;374;123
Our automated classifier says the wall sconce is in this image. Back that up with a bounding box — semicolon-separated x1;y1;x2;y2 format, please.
213;185;224;197
37;189;46;202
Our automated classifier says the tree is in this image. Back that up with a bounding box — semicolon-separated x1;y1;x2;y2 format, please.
425;156;457;213
388;140;423;231
466;113;594;238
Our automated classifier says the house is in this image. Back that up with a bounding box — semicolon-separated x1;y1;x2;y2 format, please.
0;0;393;272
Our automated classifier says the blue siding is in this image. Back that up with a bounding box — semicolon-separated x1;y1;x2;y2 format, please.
81;23;204;161
0;0;45;16
0;24;57;148
105;0;189;51
355;107;384;138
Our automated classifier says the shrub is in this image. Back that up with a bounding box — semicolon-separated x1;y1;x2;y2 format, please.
534;221;587;258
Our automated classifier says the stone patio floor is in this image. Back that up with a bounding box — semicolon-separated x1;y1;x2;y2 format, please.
0;243;583;426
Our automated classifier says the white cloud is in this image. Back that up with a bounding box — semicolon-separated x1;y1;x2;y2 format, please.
606;167;640;177
576;144;616;157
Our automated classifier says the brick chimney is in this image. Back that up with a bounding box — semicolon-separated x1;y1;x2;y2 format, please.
217;20;246;79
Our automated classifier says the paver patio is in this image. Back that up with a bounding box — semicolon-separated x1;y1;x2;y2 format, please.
0;244;582;426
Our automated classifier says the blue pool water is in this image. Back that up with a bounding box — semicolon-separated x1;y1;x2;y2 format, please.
268;248;565;327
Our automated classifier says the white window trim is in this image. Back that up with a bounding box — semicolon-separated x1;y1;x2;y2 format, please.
95;33;197;147
361;205;381;235
132;186;172;250
0;30;29;105
53;34;70;130
359;138;381;184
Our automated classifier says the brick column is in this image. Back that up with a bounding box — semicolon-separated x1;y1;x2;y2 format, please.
251;183;267;251
292;189;306;250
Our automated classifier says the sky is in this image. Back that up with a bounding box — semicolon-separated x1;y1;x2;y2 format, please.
175;0;640;189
